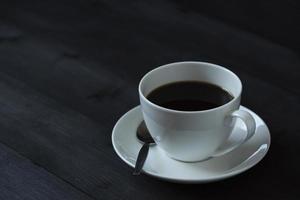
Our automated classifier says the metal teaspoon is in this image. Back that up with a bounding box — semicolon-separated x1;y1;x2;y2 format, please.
133;121;155;175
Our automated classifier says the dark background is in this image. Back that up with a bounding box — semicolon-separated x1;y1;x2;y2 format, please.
0;0;299;199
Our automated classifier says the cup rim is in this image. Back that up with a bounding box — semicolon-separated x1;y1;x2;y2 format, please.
138;61;242;114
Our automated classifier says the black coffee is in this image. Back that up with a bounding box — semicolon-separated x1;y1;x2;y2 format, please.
147;81;233;111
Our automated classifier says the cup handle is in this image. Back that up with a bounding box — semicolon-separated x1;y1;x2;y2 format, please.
212;110;256;157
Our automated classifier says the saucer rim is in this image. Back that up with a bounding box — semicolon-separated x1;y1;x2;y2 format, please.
112;105;271;183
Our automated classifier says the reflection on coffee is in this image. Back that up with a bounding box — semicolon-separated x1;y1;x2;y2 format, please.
147;81;234;111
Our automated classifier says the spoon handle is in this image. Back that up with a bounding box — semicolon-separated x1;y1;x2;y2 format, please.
133;143;150;175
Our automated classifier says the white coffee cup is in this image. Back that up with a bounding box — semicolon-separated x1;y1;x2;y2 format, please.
139;61;256;162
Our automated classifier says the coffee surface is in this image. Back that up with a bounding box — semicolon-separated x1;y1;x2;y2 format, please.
147;81;233;111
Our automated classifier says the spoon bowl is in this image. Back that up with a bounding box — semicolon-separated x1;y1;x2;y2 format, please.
133;121;155;175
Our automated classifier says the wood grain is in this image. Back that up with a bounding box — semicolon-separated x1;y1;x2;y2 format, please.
0;0;299;200
0;142;93;200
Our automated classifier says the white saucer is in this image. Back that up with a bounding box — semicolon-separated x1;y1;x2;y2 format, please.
112;106;270;183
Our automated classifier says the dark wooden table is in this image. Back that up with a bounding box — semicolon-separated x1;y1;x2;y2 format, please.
0;0;299;199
